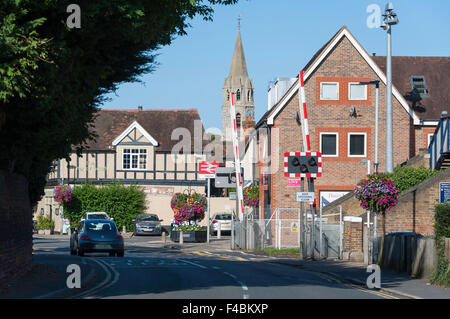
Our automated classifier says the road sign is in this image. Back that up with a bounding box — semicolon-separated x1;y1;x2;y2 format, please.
214;167;244;188
229;192;236;200
198;161;219;178
296;192;315;202
440;182;450;203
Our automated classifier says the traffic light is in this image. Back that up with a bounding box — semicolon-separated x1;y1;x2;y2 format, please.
284;152;322;178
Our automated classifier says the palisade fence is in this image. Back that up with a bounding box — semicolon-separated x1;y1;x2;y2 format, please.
231;208;344;259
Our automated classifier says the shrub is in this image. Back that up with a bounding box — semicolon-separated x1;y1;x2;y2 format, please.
36;215;54;230
430;204;450;287
434;203;450;239
390;166;439;193
63;182;146;232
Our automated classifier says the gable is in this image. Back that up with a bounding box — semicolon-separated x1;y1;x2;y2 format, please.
266;27;420;126
112;121;158;147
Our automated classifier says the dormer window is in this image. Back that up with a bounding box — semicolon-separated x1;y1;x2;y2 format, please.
410;76;429;98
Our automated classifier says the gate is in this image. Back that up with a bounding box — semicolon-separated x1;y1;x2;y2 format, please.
231;208;343;259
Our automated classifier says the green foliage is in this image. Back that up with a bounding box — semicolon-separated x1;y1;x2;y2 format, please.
63;183;146;232
36;214;54;230
430;238;450;287
390;165;439;193
172;225;203;231
434;203;450;240
0;0;238;205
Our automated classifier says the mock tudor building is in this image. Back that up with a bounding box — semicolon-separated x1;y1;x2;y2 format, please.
249;26;450;219
34;108;214;233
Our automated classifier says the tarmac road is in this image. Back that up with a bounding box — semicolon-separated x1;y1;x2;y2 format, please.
3;234;394;300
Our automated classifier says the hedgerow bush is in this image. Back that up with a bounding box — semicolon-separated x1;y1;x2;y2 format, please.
431;203;450;287
390;165;439;193
63;183;146;232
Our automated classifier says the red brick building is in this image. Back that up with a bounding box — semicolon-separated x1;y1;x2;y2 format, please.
250;26;449;219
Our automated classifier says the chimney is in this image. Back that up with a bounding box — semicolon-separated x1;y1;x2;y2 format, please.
372;53;376;56
138;106;143;111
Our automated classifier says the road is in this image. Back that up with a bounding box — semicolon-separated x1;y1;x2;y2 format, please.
24;235;399;299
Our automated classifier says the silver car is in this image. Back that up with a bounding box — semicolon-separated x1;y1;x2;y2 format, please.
210;213;233;235
133;214;163;236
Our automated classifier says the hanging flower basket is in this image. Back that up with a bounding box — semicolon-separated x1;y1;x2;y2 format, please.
354;173;399;213
170;192;207;225
243;185;259;207
53;185;72;203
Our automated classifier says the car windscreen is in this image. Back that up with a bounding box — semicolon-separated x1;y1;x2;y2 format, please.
214;214;232;220
87;214;108;219
85;221;116;232
137;216;158;222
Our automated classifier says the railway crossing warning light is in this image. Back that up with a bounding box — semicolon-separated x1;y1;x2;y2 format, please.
284;152;322;178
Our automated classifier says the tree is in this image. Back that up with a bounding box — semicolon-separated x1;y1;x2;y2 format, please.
0;0;238;204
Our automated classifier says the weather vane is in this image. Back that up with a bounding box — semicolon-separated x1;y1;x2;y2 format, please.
238;14;242;31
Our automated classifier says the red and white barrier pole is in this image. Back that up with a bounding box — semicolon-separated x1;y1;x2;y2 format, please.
298;70;311;152
229;92;245;221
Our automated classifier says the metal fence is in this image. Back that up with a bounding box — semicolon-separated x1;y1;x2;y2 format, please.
231;208;343;259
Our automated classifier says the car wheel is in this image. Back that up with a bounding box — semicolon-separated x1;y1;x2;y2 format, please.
117;251;124;257
109;251;115;257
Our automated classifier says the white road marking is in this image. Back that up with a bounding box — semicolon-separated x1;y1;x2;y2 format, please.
176;259;208;269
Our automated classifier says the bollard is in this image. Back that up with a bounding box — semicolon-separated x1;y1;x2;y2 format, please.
179;230;183;244
218;222;221;239
162;231;166;244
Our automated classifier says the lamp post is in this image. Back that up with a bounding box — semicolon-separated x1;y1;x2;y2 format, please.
381;2;399;173
359;80;380;172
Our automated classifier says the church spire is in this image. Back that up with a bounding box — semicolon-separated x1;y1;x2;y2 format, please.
228;17;248;79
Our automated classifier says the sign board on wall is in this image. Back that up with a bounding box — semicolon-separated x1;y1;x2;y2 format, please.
288;179;301;187
296;192;315;202
440;183;450;203
320;191;349;208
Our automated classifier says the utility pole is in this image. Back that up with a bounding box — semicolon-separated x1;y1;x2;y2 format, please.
381;3;399;173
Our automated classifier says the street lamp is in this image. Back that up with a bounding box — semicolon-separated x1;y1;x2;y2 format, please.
359;80;380;173
381;2;399;173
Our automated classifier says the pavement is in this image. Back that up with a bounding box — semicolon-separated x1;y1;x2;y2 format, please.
2;234;449;299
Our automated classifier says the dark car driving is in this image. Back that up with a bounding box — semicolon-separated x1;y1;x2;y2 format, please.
70;219;124;257
133;214;163;236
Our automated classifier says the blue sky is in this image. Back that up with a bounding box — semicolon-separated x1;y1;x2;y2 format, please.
101;0;450;133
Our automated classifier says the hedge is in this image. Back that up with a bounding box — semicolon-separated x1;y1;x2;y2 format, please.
63;183;146;232
431;203;450;287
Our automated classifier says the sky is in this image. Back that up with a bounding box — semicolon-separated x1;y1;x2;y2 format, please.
100;0;450;133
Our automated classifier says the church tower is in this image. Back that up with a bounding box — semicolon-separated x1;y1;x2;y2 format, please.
222;23;255;141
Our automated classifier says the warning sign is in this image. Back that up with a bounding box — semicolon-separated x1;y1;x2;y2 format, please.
291;222;299;233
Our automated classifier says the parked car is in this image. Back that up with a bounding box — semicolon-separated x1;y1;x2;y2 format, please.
81;212;112;221
70;219;124;257
210;213;233;235
133;214;163;236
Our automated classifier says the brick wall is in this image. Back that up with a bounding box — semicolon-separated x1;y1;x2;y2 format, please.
268;36;413;217
323;167;450;258
0;170;32;289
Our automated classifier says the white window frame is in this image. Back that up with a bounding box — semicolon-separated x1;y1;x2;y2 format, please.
122;148;148;171
348;82;367;101
320;132;339;157
347;132;367;157
320;82;339;100
427;133;434;147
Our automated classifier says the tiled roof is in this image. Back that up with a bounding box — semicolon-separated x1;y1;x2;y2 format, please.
371;56;450;121
83;108;207;152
